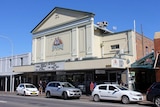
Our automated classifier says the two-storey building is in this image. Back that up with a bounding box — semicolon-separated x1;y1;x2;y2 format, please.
13;7;153;94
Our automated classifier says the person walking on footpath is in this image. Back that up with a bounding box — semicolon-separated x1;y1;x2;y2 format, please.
90;81;94;94
39;80;43;95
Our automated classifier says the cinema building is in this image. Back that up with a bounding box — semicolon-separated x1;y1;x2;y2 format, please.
13;7;154;93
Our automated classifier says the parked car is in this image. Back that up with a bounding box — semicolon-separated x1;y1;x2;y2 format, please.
45;81;82;99
16;83;39;96
146;82;160;107
91;84;143;104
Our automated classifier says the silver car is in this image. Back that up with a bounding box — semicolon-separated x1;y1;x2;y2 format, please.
45;81;82;99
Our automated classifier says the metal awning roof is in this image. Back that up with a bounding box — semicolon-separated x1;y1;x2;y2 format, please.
0;72;23;76
131;52;155;69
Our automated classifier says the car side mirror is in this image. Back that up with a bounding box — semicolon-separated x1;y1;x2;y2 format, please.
58;86;62;88
114;89;118;92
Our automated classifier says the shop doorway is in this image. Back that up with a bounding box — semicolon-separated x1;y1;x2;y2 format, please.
108;72;117;83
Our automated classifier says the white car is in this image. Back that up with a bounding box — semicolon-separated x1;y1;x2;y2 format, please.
16;83;39;96
91;84;143;104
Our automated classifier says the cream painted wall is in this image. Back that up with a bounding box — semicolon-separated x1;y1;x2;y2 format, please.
13;65;34;73
45;30;72;61
65;58;111;70
33;23;95;63
31;8;137;68
93;35;101;58
36;9;87;32
79;26;86;57
33;25;137;68
32;8;96;63
101;31;136;67
102;33;128;58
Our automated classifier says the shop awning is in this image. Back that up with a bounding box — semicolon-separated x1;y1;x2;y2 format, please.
131;52;155;69
0;72;22;76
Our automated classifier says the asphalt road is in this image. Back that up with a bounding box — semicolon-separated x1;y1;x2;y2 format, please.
0;94;153;107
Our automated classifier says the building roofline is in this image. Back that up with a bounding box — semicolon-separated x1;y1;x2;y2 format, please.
31;7;95;33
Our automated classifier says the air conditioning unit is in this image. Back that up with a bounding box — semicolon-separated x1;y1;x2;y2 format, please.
103;21;108;26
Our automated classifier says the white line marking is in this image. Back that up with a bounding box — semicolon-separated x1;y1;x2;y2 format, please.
0;100;7;103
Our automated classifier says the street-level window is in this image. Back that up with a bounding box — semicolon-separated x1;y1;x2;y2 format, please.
109;86;116;91
99;86;107;90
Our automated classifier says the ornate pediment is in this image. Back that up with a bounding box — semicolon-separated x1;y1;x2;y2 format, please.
31;7;94;33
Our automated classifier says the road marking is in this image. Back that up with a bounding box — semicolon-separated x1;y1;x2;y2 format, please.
0;100;7;103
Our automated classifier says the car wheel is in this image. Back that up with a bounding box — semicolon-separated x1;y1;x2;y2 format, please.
46;91;51;98
93;94;100;102
121;95;130;104
23;91;26;96
155;97;160;107
16;90;19;95
63;92;68;100
76;97;80;99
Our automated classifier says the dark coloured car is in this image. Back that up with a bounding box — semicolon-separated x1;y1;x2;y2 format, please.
146;82;160;107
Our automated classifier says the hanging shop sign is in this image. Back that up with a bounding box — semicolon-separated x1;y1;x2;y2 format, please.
95;70;106;74
35;62;64;71
111;58;124;68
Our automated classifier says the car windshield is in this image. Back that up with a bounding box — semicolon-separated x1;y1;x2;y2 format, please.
25;85;36;88
61;82;75;88
116;85;128;90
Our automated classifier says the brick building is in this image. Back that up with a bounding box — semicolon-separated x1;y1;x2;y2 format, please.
154;32;160;82
136;33;154;60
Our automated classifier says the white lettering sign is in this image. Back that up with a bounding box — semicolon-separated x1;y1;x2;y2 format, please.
35;62;64;71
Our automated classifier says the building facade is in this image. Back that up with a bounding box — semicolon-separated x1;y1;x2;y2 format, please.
13;7;154;93
0;52;31;92
154;32;160;82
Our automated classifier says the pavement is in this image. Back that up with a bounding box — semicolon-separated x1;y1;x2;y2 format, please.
0;91;153;105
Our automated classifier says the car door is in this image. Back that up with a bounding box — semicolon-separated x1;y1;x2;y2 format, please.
47;83;55;96
98;85;108;100
19;84;25;94
107;85;121;100
54;83;63;96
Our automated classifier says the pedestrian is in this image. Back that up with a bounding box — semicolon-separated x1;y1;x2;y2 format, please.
39;80;43;94
118;79;124;86
90;81;94;93
94;81;97;88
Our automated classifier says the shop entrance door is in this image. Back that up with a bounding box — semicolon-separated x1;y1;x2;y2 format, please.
108;72;117;83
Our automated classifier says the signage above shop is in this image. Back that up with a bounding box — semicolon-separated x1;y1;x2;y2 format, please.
35;62;64;71
111;58;124;68
52;37;63;51
95;70;106;74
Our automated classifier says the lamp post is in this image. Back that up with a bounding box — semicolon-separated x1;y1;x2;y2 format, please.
0;35;14;92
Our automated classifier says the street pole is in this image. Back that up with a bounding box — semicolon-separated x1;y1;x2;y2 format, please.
0;35;14;93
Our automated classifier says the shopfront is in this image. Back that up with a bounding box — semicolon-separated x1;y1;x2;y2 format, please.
130;52;155;93
15;66;125;94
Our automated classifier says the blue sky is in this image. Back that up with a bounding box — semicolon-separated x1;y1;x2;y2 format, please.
0;0;159;57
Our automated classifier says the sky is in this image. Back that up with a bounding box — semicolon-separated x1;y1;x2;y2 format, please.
0;0;159;57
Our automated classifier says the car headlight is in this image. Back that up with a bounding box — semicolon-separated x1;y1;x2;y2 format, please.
68;90;74;92
130;93;137;96
26;89;29;91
